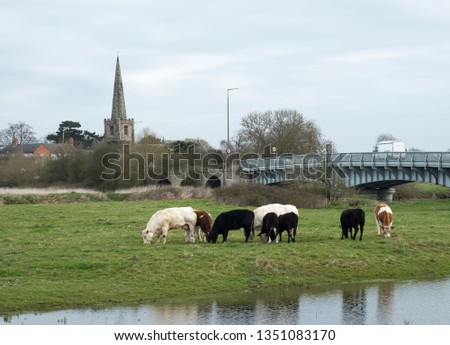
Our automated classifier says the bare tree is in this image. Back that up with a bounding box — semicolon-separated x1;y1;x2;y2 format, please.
234;109;323;154
375;133;396;143
0;122;38;146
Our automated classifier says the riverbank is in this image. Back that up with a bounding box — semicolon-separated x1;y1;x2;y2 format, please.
1;198;449;316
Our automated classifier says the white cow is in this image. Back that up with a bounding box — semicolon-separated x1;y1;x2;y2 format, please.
254;203;299;242
141;206;197;244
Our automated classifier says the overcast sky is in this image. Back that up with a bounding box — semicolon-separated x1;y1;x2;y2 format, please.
1;0;449;152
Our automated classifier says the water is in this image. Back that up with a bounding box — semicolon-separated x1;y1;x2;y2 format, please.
2;279;450;325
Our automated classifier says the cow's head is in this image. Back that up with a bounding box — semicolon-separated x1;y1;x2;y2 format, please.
142;229;154;244
208;231;218;243
382;225;395;238
269;229;278;242
203;231;211;243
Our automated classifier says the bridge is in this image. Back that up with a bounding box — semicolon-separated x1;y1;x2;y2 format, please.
239;151;450;201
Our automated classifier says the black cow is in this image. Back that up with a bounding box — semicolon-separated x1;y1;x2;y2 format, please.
277;212;298;243
206;176;221;189
340;208;365;241
209;209;254;243
258;212;279;243
157;178;171;187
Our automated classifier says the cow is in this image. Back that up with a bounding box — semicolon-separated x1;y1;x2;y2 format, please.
141;206;197;244
253;203;299;242
208;209;254;243
277;212;298;243
258;212;279;243
340;208;365;241
194;210;213;242
206;176;221;189
157;178;171;187
375;203;394;238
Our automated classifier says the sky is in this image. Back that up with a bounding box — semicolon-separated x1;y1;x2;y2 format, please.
1;0;449;153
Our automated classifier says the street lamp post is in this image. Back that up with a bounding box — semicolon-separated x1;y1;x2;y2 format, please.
226;88;238;153
225;88;238;187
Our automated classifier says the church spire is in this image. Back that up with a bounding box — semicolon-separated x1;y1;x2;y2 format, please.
111;55;127;120
104;55;135;144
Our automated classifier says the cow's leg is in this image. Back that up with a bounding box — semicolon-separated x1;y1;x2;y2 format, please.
161;226;169;244
188;224;196;243
155;229;162;244
286;228;295;243
287;229;292;243
342;227;348;239
197;227;204;242
184;229;190;242
359;226;363;241
222;230;228;242
247;227;254;242
267;228;273;243
290;228;296;242
352;226;358;240
244;227;251;242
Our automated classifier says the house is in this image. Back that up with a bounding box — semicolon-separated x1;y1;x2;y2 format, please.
0;138;51;158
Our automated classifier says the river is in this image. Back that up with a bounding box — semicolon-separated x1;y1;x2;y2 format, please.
2;279;450;325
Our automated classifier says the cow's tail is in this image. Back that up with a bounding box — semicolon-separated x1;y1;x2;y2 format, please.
250;213;255;239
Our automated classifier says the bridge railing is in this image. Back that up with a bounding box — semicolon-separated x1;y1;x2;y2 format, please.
240;152;450;172
332;152;450;169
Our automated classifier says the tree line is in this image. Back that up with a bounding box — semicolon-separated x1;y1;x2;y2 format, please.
0;109;327;189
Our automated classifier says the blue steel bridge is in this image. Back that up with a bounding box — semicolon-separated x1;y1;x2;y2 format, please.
239;151;450;201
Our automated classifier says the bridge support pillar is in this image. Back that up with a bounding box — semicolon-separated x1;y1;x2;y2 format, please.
377;188;396;202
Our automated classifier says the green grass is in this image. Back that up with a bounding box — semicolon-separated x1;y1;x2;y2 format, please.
1;198;449;316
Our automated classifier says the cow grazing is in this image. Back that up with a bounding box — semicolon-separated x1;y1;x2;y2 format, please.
375;203;394;238
206;176;221;189
141;206;197;244
277;212;298;243
157;178;171;187
253;204;299;241
194;210;213;242
259;212;279;243
340;208;365;241
209;209;255;243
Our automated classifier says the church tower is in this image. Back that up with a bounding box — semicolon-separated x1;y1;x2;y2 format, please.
104;56;135;144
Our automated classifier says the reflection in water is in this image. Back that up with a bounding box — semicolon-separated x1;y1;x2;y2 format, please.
342;285;367;325
376;282;395;325
2;279;450;325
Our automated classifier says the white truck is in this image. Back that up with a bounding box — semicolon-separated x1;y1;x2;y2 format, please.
374;139;407;158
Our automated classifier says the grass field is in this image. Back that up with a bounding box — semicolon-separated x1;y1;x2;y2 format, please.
1;197;449;316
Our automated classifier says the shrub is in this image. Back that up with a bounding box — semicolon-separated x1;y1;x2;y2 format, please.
213;181;329;208
126;186;213;201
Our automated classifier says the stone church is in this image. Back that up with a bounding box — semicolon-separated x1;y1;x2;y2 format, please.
104;56;135;144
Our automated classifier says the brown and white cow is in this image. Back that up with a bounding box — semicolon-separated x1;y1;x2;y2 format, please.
194;210;213;242
375;203;393;238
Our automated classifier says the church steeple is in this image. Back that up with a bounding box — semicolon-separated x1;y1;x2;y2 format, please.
104;55;135;144
111;56;127;120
